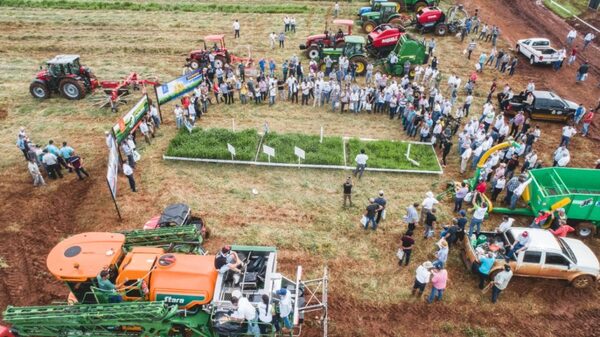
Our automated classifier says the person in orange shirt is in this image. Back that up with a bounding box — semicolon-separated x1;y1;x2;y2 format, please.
549;221;575;238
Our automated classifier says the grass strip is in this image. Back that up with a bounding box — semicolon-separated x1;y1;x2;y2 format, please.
346;138;441;171
0;0;312;13
543;0;587;18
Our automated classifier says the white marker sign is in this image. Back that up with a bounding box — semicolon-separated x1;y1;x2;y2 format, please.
294;146;305;160
263;145;275;162
227;143;236;160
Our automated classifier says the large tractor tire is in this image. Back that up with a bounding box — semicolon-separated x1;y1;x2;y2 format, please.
214;55;226;69
350;56;368;76
434;23;448;36
363;20;377;33
59;78;86;100
29;80;50;99
575;222;596;238
189;59;201;70
307;46;320;60
414;1;429;12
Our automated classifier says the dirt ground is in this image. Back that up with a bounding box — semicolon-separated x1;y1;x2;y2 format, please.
0;1;599;337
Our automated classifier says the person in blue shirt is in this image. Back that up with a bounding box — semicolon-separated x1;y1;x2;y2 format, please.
60;141;75;172
477;252;495;289
574;104;586;125
47;139;69;172
258;58;266;75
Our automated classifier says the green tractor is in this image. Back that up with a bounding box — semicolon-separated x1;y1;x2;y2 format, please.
359;2;410;33
317;35;370;75
385;34;428;76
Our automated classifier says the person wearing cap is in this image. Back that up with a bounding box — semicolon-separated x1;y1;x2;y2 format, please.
427;262;448;303
491;264;513;303
214;246;243;274
374;190;387;225
364;198;382;230
230;291;260;337
412;261;433;297
477;252;495;289
506;231;531;261
273;288;293;331
420;191;439;226
434;239;449;266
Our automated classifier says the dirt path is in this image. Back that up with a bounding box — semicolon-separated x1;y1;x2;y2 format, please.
462;0;600;140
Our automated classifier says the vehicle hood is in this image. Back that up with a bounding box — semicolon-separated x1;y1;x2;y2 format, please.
563;238;600;276
361;12;379;20
563;99;579;111
358;6;372;15
306;33;326;41
189;49;204;56
36;70;48;79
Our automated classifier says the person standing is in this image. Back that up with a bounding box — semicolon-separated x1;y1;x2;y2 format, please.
477;252;495;289
491;264;513;303
269;32;276;49
567;46;578;66
468;202;487;238
454;182;469;212
399;231;415;266
342;176;353;207
174;104;183;129
405;202;419;231
27;159;45;186
278;32;286;48
576;62;589;82
427;262;448;304
42;149;62;179
123;162;136;192
441;138;452;167
232;20;240;38
412;261;433;297
467;39;476;60
68;155;90;180
374;190;387;225
583;32;596;51
423;208;437;239
582;110;595;137
560;125;577;148
363;198;382;230
121;142;135;168
420;192;439;227
434;239;449;266
333;1;340;18
353;149;368;179
566;29;577;47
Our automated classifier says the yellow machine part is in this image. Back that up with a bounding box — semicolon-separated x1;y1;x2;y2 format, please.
477;142;513;168
551;197;572;211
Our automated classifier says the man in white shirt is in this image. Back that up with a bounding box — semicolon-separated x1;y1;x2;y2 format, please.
232;20;241;38
557;152;570;167
353;149;368;179
460;146;472;174
559;125;576;148
491;264;513;303
583;32;596;50
496;215;514;233
122;163;136;192
42;149;62;179
566;29;577;47
274;288;293;331
412;261;433;297
506;231;531;261
231;290;260;336
28;159;45;186
553;145;569;166
420;191;439;226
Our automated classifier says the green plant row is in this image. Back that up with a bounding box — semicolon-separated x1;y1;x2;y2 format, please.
166;128;442;172
347;138;441;171
0;0;312;13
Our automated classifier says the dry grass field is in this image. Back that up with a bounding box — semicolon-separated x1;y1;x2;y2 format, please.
0;1;599;337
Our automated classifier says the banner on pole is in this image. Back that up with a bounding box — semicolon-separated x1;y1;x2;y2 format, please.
106;134;119;199
156;69;204;105
294;146;305;160
112;95;150;144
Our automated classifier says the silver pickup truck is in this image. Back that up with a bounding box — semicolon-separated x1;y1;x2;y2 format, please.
516;38;563;65
462;227;600;288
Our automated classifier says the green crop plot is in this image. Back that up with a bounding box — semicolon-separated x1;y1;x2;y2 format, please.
166;128;442;173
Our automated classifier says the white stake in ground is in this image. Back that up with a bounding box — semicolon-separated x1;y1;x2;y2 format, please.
320;126;324;144
263;144;275;163
294;146;305;165
227;143;236;161
405;143;420;167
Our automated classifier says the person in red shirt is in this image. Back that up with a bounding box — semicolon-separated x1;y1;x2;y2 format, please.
530;210;553;228
474;179;487;203
549;222;575;237
581;110;594;137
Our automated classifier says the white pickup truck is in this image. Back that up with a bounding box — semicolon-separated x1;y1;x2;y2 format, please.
462;227;600;288
516;38;563;65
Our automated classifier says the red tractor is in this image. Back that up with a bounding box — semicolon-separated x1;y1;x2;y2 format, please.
29;55;99;100
366;23;406;58
299;19;354;59
405;5;468;36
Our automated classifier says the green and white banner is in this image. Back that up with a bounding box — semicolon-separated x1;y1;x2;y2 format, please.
112;94;150;144
156;69;204;105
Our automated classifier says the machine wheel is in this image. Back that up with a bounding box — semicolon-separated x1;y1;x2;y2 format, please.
575;223;596;238
350;56;368;75
307;46;320;59
189;59;200;69
529;56;535;65
434;23;448;36
571;275;594;289
414;1;428;12
363;20;377;33
59;78;85;100
214;55;226;68
29;81;50;99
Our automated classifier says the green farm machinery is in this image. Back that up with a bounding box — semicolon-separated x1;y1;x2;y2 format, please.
317;35;370;75
121;226;204;254
385;34;428;76
358;2;410;33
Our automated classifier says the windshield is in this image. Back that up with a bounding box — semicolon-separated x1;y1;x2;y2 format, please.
557;238;576;263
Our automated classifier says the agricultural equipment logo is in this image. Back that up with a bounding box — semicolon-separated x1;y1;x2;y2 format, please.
163;296;185;304
156;293;205;305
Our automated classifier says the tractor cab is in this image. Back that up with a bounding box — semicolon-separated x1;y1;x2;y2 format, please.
203;34;226;52
342;35;367;57
299;19;354;59
360;2;406;33
358;0;386;16
187;34;231;70
30;55;97;100
44;55;83;78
